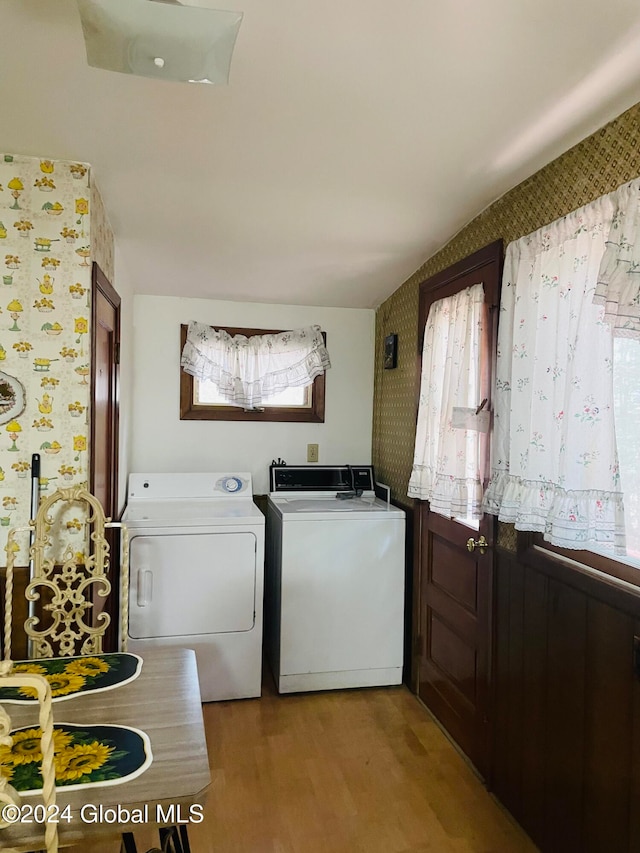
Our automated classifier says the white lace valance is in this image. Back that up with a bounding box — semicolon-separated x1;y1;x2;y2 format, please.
180;322;331;408
594;177;640;340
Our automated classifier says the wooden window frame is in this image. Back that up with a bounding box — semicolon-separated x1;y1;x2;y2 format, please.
179;324;326;423
518;531;640;591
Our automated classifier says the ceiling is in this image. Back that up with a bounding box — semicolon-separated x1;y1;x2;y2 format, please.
3;1;640;309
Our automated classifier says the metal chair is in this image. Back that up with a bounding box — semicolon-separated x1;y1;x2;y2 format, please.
0;662;58;853
3;485;129;662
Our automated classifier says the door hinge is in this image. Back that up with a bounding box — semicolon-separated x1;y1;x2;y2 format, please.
114;341;120;365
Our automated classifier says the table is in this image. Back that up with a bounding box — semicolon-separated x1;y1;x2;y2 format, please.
1;647;211;850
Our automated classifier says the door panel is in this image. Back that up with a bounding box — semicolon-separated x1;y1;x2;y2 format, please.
429;615;477;701
431;534;478;611
415;241;502;780
420;511;491;765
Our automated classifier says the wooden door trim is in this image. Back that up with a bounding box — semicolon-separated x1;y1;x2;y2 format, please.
90;263;121;652
90;262;121;516
416;241;503;352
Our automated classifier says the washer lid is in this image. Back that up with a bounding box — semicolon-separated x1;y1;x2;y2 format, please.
269;495;404;521
123;498;264;526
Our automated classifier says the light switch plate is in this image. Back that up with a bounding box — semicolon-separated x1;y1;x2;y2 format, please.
307;443;319;463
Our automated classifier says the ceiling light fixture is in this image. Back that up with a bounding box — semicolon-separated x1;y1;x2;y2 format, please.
76;0;243;85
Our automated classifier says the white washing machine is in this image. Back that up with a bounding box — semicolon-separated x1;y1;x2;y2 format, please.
265;465;405;694
122;472;264;702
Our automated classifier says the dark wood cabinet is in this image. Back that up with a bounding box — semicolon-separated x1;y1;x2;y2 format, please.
493;545;640;852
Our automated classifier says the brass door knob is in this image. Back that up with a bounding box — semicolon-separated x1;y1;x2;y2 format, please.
466;535;489;555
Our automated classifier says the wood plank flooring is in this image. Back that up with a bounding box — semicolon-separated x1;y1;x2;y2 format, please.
66;672;537;852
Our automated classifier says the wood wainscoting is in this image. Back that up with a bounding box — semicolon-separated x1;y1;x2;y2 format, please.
493;539;640;853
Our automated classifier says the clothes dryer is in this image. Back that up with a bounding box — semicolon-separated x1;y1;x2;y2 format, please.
122;472;264;701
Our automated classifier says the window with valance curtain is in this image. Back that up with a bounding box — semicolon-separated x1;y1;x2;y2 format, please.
180;321;331;409
483;177;640;558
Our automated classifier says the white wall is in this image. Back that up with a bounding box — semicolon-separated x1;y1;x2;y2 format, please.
129;296;375;494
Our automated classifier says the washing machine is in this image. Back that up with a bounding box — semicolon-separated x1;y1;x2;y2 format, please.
122;472;264;702
265;464;405;694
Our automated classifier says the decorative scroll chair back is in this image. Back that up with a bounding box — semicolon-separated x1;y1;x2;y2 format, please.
3;485;129;662
0;662;58;852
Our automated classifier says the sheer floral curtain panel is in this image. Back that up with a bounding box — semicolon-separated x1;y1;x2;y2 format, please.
181;322;330;408
594;178;640;339
483;190;628;552
408;283;487;519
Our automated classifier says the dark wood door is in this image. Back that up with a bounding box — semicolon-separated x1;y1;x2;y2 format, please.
90;263;120;648
414;241;502;780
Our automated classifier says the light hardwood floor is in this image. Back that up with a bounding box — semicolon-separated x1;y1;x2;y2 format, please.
68;671;538;853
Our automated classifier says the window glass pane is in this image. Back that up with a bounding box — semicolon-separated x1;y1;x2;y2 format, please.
588;337;640;568
195;379;310;408
452;514;480;530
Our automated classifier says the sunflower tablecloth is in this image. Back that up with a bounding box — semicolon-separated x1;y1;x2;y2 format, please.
0;722;152;792
0;653;143;703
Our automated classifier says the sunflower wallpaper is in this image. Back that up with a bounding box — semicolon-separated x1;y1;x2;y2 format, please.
0;153;113;566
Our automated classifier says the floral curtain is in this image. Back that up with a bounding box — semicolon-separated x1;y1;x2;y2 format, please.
408;283;488;518
594;177;640;339
181;322;330;408
483;192;626;552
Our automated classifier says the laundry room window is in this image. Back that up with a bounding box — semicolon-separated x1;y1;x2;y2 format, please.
503;176;640;589
527;335;640;587
179;325;327;422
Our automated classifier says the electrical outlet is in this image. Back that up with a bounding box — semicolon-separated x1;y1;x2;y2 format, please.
307;443;319;463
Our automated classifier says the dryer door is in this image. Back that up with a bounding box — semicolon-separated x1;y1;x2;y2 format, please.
128;531;257;639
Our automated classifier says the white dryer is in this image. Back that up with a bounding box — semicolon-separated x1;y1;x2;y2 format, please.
122;472;264;702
